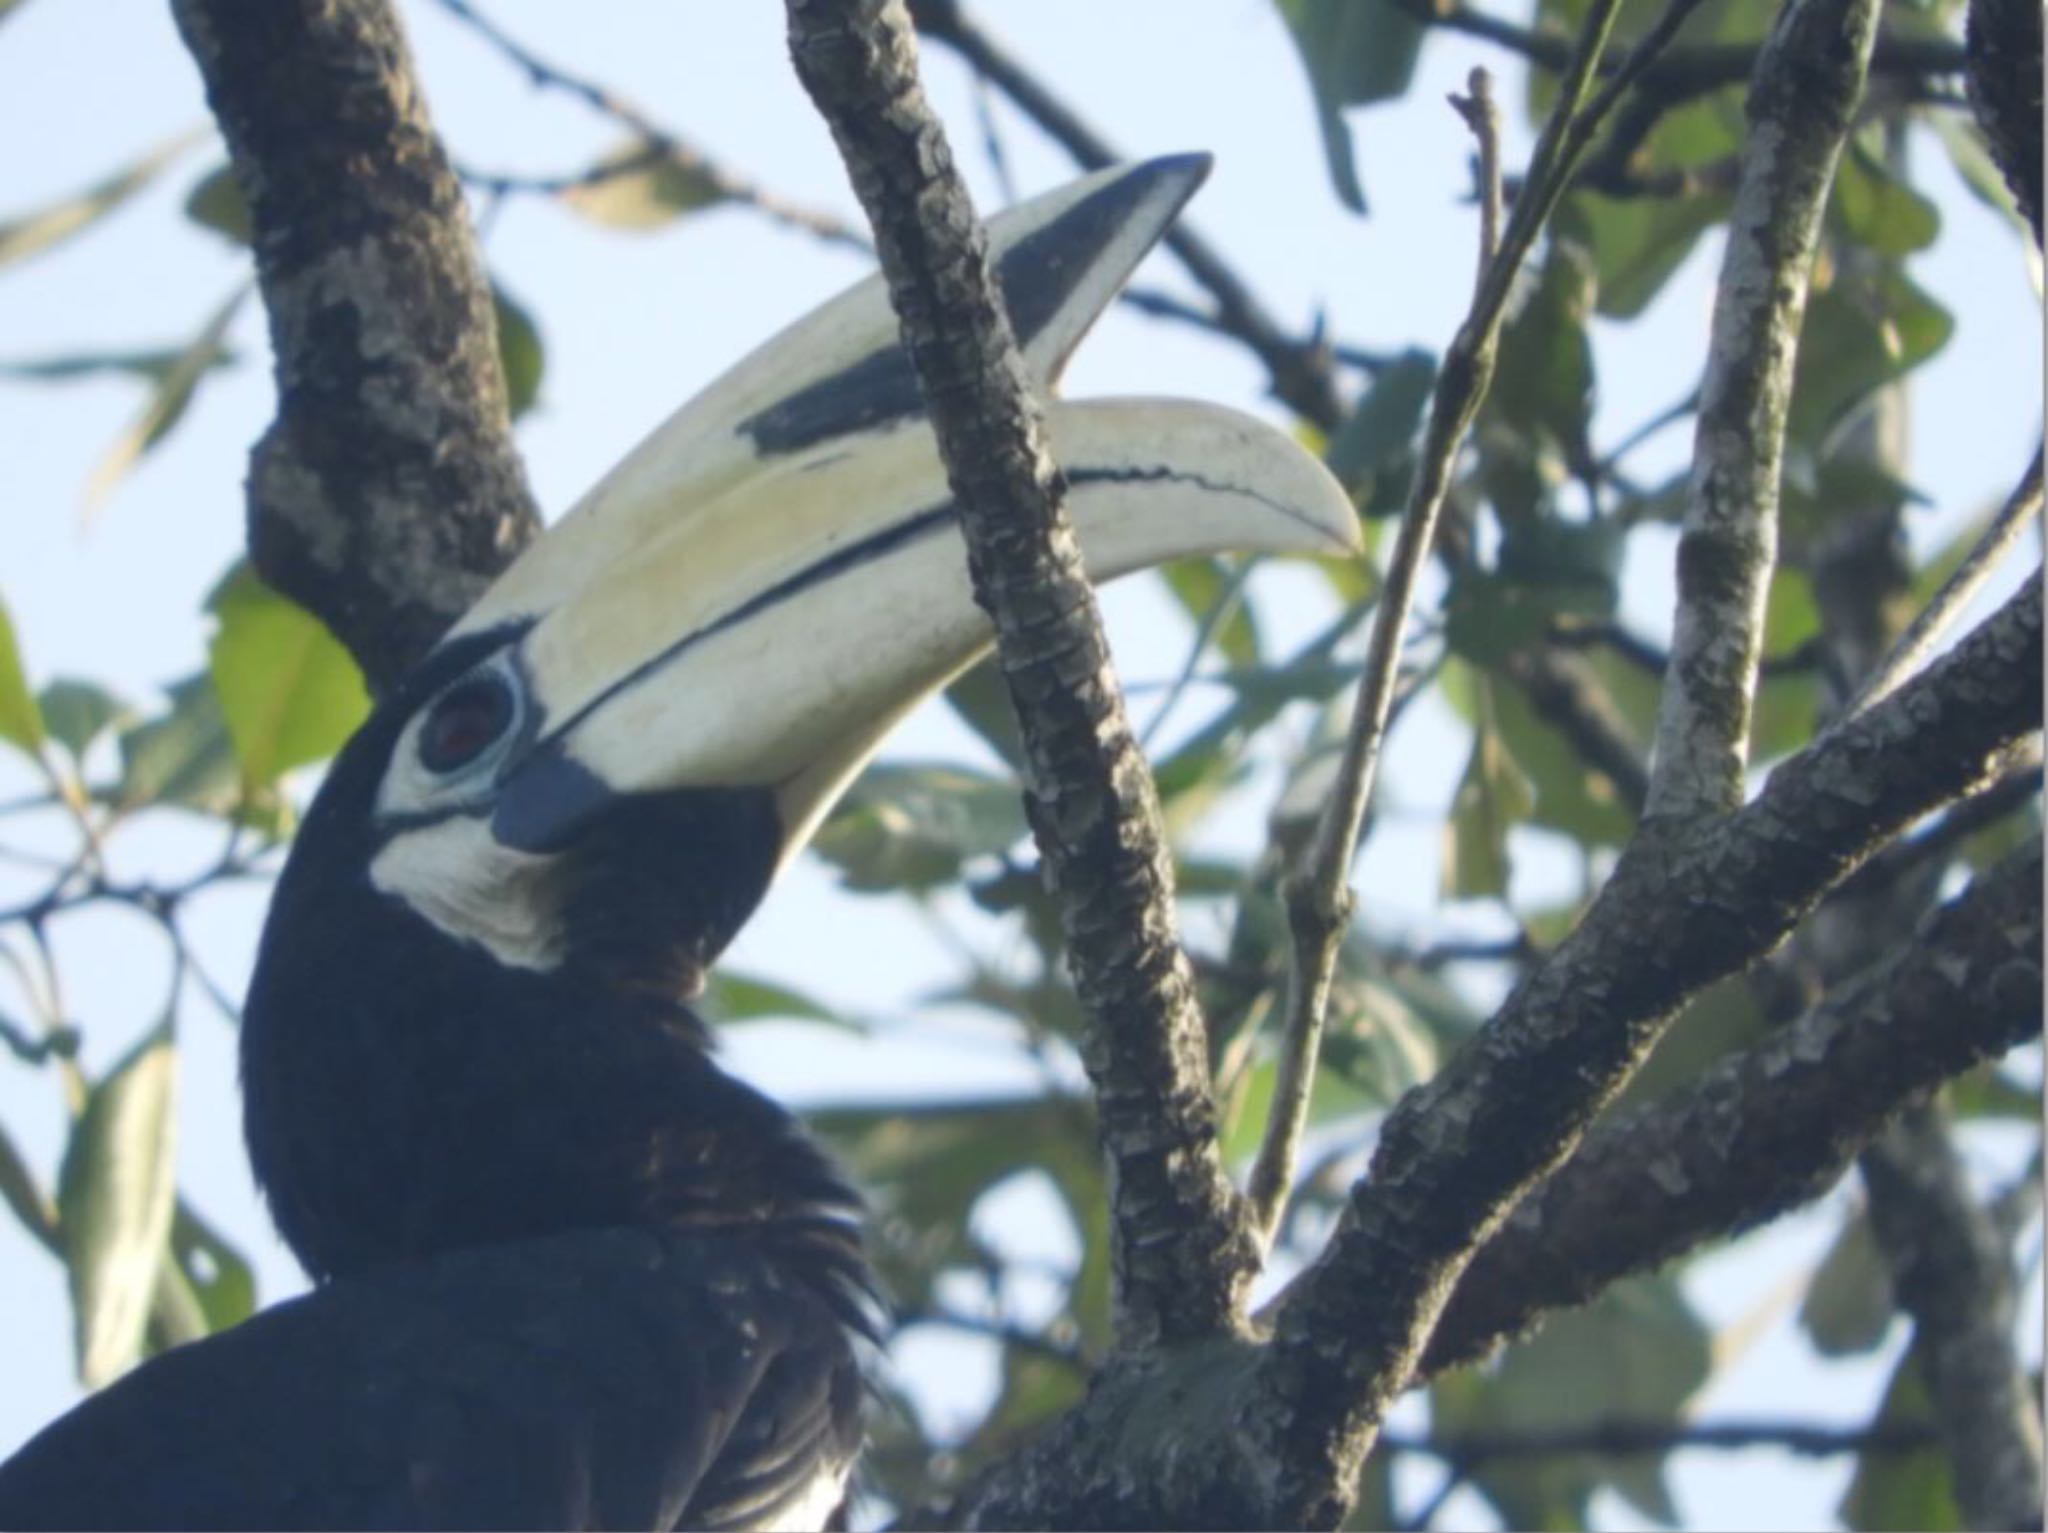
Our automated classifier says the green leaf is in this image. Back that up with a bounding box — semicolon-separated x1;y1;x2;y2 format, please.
1160;557;1260;668
0;132;199;271
1799;1210;1893;1356
0;346;238;386
1443;717;1533;899
82;286;248;519
1562;186;1731;319
206;564;370;791
57;1026;180;1388
1437;1275;1712;1528
700;970;852;1029
1841;1345;1959;1530
493;282;544;420
561;141;727;230
1617;976;1764;1108
1492;237;1597;457
1927;110;2030;229
165;1199;256;1337
813;762;1027;893
38;679;133;765
116;672;284;831
0;590;46;759
1490;670;1637;845
1273;0;1427;213
0;1115;58;1251
1324;348;1433;515
1830;143;1940;256
1786;276;1953;449
181;161;250;245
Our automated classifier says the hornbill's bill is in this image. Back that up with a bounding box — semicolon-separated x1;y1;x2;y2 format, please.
0;156;1355;1530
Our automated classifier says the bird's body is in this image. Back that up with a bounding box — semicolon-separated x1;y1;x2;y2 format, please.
0;155;1355;1530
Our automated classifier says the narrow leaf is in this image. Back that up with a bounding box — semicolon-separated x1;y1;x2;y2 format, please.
0;589;45;758
0;131;200;271
57;1027;180;1388
206;563;369;791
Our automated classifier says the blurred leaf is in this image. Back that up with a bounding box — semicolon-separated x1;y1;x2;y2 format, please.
182;161;249;245
206;564;370;791
0;132;199;270
944;658;1026;771
38;678;132;764
493;282;543;420
116;672;285;832
166;1198;256;1337
1324;348;1433;514
1787;277;1953;449
561;141;727;229
1160;558;1260;668
814;763;1026;893
58;1026;180;1389
1561;186;1731;319
962;1342;1089;1472
813;1095;1095;1312
1436;1275;1712;1528
83;286;248;520
1841;1345;1959;1530
1445;518;1622;668
0;346;237;385
1273;0;1427;212
1444;717;1533;900
1491;671;1636;846
1830;144;1940;256
0;590;46;758
1492;237;1597;458
0;1115;58;1250
1799;1209;1893;1356
700;969;852;1029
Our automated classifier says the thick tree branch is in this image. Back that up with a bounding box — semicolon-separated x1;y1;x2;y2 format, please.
1965;0;2044;241
1263;571;2039;1513
1423;838;2044;1378
784;0;1256;1348
1646;0;1880;820
171;0;538;691
1864;1105;2046;1531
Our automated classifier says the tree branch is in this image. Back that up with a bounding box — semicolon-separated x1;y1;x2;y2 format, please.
784;0;1256;1348
1265;570;2039;1509
1646;0;1881;820
1849;449;2044;716
1863;1106;2046;1531
170;0;538;691
1423;837;2043;1378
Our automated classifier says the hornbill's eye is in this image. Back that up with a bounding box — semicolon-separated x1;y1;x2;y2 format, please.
419;671;517;775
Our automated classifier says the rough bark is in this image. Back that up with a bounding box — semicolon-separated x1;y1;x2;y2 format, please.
1646;0;1880;820
784;0;1258;1349
1865;1105;2047;1531
172;0;538;692
945;581;2041;1530
1426;840;2044;1378
1966;0;2044;243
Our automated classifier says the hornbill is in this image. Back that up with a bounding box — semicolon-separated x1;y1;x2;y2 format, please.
0;156;1354;1530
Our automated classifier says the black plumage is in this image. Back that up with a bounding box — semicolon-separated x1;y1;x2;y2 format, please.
0;635;878;1530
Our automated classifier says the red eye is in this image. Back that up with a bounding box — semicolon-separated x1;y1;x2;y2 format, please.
418;673;516;775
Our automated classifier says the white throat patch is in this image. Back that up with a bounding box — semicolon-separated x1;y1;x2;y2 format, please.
368;815;566;973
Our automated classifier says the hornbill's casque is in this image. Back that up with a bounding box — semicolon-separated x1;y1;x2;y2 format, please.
0;156;1354;1530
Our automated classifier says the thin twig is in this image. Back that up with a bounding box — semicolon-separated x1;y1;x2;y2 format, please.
1247;0;1650;1256
1847;447;2044;715
1385;1414;1941;1465
1449;68;1504;287
434;0;873;253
